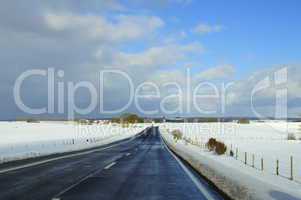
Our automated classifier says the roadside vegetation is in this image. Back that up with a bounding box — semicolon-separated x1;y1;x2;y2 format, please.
74;119;95;125
238;118;250;124
287;133;296;140
111;113;144;125
171;130;183;141
206;138;227;155
26;119;40;123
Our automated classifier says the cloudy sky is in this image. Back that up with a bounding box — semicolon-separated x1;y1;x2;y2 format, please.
1;0;301;119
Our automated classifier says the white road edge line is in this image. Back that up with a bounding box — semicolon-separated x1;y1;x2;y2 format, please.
161;136;215;200
104;162;116;170
0;134;139;174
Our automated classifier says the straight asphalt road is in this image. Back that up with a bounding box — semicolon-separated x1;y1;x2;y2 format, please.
0;127;224;200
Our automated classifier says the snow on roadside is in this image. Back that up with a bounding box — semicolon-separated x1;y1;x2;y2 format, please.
0;121;148;163
161;122;301;182
160;125;301;200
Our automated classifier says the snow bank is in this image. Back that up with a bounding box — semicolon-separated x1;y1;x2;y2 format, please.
161;122;301;182
161;127;301;200
0;121;148;163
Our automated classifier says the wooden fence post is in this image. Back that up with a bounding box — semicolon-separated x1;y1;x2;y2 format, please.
245;152;247;165
276;160;279;176
261;158;264;171
290;156;293;180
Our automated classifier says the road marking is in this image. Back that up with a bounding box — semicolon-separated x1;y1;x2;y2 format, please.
52;154;124;199
161;137;215;200
52;160;112;200
0;133;143;175
52;170;101;199
104;162;116;170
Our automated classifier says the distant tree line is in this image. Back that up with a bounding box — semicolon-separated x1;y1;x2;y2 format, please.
111;113;144;124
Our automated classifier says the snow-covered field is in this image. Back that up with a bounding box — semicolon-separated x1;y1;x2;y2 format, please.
0;121;147;163
160;122;301;198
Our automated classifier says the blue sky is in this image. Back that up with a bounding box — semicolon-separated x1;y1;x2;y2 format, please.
0;0;301;119
103;0;301;78
132;0;301;76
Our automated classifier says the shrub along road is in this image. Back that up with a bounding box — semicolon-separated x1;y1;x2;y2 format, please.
0;127;223;200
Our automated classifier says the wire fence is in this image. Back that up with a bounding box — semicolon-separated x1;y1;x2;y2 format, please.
0;126;146;164
228;145;301;183
179;136;301;184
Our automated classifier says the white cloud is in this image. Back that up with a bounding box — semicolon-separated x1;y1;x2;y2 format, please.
147;70;187;86
196;64;235;80
126;0;193;8
173;0;192;4
223;65;301;117
44;13;164;43
193;23;224;34
4;1;301;118
102;42;203;69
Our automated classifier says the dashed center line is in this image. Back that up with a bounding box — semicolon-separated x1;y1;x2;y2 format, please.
52;160;119;199
104;162;116;170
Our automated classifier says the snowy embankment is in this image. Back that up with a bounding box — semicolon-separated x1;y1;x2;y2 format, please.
160;122;301;200
0;121;147;164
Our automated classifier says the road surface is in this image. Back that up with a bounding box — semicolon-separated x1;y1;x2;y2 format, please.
0;127;224;200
